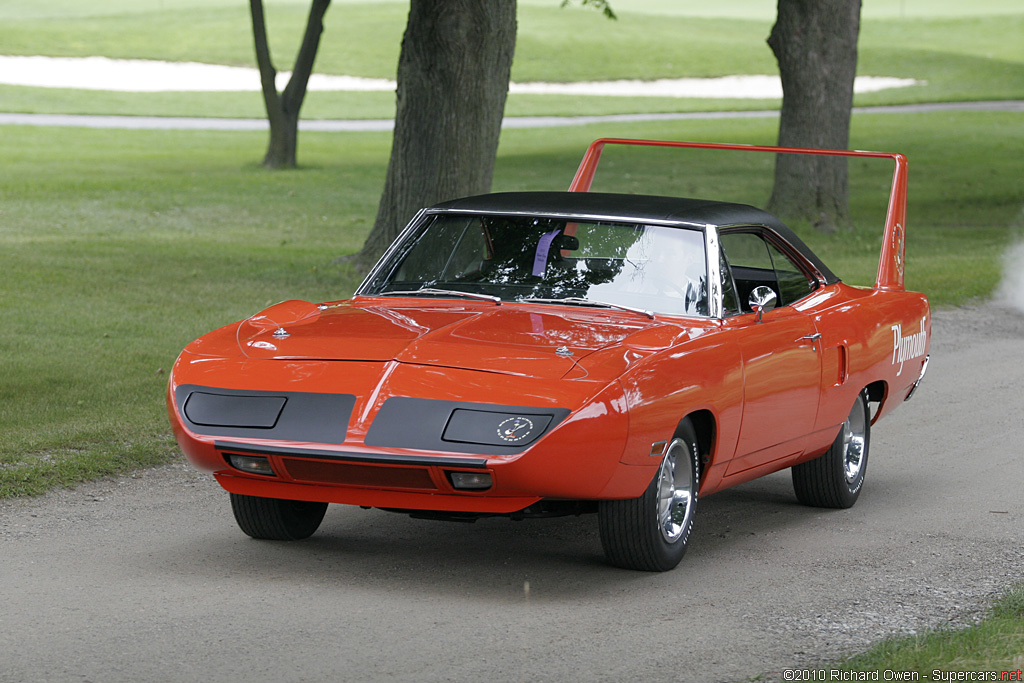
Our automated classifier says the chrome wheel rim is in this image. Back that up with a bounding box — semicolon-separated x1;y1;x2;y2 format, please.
842;395;868;484
657;439;695;543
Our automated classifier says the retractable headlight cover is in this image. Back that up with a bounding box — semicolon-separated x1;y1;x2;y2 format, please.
364;397;570;454
443;409;554;447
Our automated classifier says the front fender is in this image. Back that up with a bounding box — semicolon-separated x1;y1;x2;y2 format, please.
616;334;743;496
493;380;632;499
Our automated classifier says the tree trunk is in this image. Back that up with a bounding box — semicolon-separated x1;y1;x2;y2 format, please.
351;0;517;270
767;0;861;232
250;0;331;169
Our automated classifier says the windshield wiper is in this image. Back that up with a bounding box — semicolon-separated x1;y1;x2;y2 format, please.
371;287;502;305
519;296;654;319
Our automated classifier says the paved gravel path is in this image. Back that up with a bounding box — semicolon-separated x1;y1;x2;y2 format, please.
2;302;1023;682
1;100;1022;131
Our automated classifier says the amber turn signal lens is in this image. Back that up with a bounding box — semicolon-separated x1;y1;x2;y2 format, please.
447;471;493;490
227;454;275;476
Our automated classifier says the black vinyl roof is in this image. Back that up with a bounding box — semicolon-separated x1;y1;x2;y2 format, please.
431;191;839;284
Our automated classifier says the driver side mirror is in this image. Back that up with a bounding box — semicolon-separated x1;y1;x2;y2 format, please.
748;286;777;323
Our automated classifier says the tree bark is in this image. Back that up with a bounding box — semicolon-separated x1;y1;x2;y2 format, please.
351;0;517;270
250;0;331;169
767;0;861;232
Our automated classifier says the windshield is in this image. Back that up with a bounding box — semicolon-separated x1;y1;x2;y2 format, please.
361;213;709;317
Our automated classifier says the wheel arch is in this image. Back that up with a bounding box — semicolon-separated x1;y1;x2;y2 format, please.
864;379;887;423
678;409;716;479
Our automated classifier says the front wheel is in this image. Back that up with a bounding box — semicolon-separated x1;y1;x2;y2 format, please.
598;422;700;571
230;493;328;540
792;389;870;509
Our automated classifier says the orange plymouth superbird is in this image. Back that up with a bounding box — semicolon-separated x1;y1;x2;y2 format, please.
168;140;930;571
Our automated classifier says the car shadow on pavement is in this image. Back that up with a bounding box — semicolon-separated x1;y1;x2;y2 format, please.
142;469;864;601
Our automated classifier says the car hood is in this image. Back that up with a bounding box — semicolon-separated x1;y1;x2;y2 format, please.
228;298;703;380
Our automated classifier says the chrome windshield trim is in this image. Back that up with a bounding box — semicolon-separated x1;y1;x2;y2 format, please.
705;224;724;319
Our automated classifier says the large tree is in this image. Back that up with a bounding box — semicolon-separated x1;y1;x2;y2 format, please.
349;0;517;270
250;0;331;169
767;0;862;232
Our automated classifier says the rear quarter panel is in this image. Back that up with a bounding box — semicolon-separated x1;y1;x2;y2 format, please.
805;284;930;444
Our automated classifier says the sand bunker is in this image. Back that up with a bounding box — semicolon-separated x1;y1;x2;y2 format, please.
0;55;921;98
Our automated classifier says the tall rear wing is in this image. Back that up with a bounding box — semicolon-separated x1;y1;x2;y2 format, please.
569;138;909;292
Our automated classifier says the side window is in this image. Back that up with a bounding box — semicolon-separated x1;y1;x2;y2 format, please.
766;240;815;305
720;230;815;311
720;232;776;312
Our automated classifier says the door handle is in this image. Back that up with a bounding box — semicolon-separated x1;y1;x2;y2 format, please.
798;332;822;351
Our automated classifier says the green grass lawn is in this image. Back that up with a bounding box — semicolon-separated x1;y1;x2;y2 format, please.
0;127;382;495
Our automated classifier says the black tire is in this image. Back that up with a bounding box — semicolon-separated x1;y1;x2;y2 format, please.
229;493;328;540
792;389;870;509
598;421;700;572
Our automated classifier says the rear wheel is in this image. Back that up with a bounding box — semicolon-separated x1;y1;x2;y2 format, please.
230;493;328;540
792;389;870;509
598;421;700;571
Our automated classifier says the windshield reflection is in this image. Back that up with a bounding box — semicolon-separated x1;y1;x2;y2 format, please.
363;213;709;317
